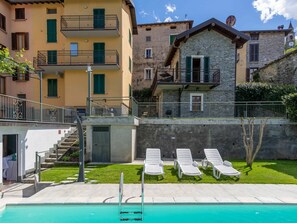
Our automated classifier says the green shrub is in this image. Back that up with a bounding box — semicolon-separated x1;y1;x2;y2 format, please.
236;83;297;101
61;156;70;162
70;151;80;159
282;93;297;121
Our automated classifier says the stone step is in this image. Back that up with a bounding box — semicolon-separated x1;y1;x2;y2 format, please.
41;162;54;168
56;148;69;153
49;153;63;158
45;157;57;162
64;138;77;143
57;145;71;150
60;141;75;146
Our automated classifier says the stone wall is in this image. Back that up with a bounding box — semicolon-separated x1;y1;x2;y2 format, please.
136;119;297;160
256;50;297;85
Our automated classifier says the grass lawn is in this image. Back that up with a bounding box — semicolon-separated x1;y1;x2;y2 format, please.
40;160;297;184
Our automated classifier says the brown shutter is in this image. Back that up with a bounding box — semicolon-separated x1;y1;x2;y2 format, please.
25;65;29;81
11;33;17;50
12;68;18;81
25;33;29;50
246;68;250;82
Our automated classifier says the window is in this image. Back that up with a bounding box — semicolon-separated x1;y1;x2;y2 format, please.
94;74;105;94
47;8;57;14
0;13;6;31
169;34;177;45
70;43;78;56
249;44;259;62
144;68;153;80
250;33;259;40
145;48;152;58
170;25;176;29
12;67;29;81
47;19;57;43
15;8;25;20
146;36;151;42
145;27;151;31
0;76;5;94
11;33;29;50
190;93;203;112
129;57;132;72
48;79;57;97
129;29;132;46
47;50;57;64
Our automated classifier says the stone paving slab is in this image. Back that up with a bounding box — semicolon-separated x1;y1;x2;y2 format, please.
1;183;297;205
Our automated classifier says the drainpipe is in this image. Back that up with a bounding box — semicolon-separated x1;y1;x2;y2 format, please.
77;114;85;182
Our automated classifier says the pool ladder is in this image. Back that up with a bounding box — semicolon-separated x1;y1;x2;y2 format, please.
119;171;144;221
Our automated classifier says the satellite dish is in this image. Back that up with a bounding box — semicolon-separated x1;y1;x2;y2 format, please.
226;15;236;27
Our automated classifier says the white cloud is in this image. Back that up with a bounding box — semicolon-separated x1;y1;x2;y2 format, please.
139;10;149;18
153;11;161;22
165;4;177;13
164;17;173;22
253;0;297;23
174;16;179;20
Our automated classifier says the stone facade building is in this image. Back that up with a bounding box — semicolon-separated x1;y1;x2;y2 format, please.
236;26;294;83
151;18;249;118
254;50;297;85
132;21;193;91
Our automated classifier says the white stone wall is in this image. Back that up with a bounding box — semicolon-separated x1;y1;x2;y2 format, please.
0;124;71;185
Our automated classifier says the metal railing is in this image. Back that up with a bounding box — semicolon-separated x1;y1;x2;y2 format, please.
0;94;76;123
37;50;119;67
119;172;124;215
89;97;138;117
141;171;144;220
35;150;49;182
61;15;119;31
152;68;220;91
138;101;286;118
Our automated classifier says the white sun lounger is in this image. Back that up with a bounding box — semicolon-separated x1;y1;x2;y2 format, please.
174;148;202;179
144;148;164;177
202;148;240;179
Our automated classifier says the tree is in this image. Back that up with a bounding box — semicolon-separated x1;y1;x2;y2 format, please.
241;117;268;168
0;48;33;75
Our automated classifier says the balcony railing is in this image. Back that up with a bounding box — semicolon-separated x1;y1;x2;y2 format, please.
88;97;138;117
37;50;119;67
0;94;76;123
60;15;119;37
152;68;220;92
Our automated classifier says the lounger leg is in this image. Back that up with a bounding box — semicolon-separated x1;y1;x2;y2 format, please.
178;166;182;179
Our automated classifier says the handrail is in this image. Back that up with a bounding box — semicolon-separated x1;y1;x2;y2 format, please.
119;172;124;214
141;171;144;220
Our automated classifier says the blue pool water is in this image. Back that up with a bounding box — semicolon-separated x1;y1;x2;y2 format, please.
1;204;297;223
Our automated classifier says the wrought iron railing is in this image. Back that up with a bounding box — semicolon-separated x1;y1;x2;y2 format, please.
0;94;76;123
138;101;286;118
37;50;119;67
61;15;119;31
88;97;138;117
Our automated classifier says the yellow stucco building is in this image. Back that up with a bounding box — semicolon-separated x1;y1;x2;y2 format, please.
0;0;137;114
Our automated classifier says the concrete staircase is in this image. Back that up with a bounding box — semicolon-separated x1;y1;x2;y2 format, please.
40;128;81;169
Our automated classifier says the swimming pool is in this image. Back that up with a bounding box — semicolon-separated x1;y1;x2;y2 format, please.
1;204;297;223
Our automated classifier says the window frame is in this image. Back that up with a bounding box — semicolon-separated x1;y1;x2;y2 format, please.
93;74;105;94
146;36;151;42
0;76;6;94
249;43;259;62
47;8;57;14
0;13;6;31
169;34;177;45
11;32;29;50
190;93;204;112
15;8;25;20
70;42;78;56
145;48;152;59
144;68;153;80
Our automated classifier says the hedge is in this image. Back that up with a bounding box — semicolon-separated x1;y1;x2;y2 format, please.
282;93;297;121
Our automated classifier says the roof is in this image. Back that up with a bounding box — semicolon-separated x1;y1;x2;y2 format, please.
164;18;249;66
138;20;194;29
125;0;138;35
241;29;292;36
5;0;63;4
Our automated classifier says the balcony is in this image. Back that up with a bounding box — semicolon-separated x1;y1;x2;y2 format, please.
37;50;119;74
60;15;119;38
152;68;220;95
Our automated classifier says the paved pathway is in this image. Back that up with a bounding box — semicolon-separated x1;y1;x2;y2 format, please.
1;183;297;207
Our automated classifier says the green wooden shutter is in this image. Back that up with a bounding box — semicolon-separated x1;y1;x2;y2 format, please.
48;79;57;97
47;19;57;42
129;57;132;72
129;84;132;97
93;9;105;29
94;74;105;94
47;50;57;64
93;42;105;64
204;57;209;82
186;56;192;82
170;34;176;45
129;29;132;46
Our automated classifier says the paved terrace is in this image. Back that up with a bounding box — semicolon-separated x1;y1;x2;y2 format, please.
1;183;297;208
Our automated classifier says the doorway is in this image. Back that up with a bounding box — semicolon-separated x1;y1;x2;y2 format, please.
192;58;201;82
92;127;110;162
2;134;18;182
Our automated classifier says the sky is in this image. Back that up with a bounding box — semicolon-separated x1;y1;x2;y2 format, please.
133;0;297;31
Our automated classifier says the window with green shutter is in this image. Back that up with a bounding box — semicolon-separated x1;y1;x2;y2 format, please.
47;50;57;64
48;79;57;97
204;57;210;82
94;74;105;94
47;19;57;43
169;34;177;45
129;29;132;46
129;57;132;72
185;56;192;82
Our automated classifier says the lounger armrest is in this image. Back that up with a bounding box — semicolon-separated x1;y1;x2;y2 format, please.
223;160;232;167
192;161;199;167
201;159;208;169
160;160;164;166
